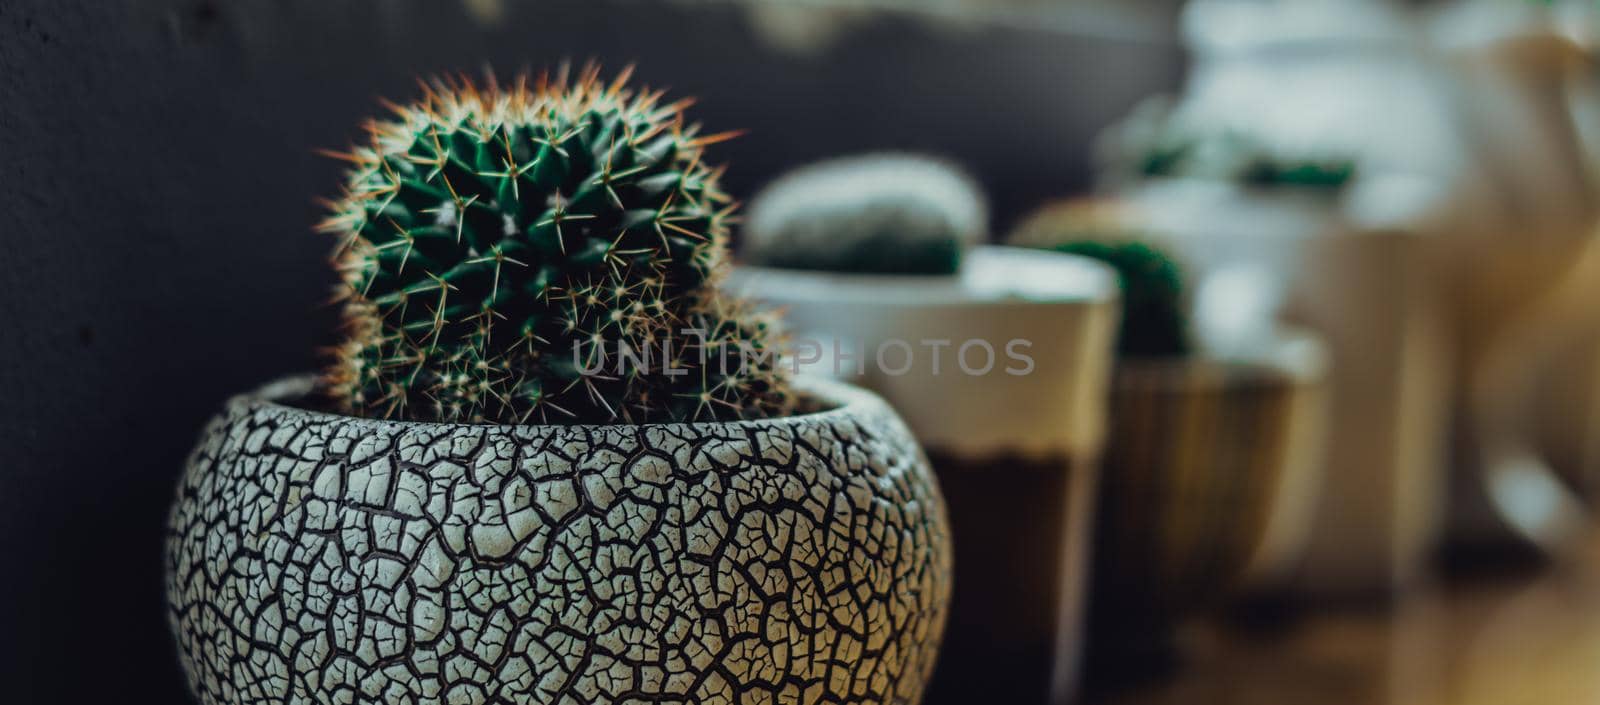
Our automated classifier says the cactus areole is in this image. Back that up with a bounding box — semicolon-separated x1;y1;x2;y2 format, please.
321;67;791;425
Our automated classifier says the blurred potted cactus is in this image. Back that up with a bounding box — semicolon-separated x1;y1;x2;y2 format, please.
1102;0;1600;584
730;153;1120;705
1012;199;1327;685
1099;86;1454;597
165;68;953;705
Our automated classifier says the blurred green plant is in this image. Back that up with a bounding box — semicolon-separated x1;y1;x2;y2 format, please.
1057;241;1190;357
741;153;986;275
1107;99;1356;189
1139;131;1355;187
1011;200;1191;357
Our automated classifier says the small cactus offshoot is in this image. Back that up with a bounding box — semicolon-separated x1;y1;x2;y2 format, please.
320;67;793;424
1011;200;1191;358
741;153;986;275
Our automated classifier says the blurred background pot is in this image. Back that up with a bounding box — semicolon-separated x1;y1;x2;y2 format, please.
1089;0;1471;596
165;375;953;705
1085;329;1328;686
1122;179;1455;598
729;245;1119;705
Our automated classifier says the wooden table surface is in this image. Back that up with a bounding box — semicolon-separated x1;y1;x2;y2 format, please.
1087;549;1600;705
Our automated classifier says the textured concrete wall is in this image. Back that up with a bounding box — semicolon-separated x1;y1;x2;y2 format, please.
0;0;1179;700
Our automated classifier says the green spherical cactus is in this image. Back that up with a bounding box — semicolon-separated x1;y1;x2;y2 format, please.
1011;200;1191;358
319;67;793;424
741;153;986;275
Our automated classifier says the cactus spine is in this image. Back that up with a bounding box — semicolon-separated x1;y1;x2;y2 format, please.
320;67;792;424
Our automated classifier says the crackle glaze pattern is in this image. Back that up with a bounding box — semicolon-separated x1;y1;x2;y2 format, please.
166;378;951;705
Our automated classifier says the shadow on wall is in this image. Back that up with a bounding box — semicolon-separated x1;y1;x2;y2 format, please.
0;0;1181;701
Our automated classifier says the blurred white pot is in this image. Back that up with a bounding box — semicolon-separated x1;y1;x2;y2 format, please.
728;246;1119;705
730;246;1119;460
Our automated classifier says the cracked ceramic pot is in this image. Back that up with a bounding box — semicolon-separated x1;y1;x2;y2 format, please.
729;246;1120;705
165;375;952;705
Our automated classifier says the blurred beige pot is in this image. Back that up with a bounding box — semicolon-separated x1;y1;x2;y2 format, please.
1087;330;1327;679
728;246;1119;705
1428;0;1600;556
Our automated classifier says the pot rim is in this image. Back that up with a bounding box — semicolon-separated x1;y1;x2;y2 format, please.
730;245;1119;308
1116;327;1328;388
234;373;891;433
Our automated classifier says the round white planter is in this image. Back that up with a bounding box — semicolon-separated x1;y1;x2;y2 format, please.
729;246;1119;462
166;375;952;705
729;246;1119;705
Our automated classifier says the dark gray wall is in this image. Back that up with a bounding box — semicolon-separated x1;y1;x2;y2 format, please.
0;0;1181;700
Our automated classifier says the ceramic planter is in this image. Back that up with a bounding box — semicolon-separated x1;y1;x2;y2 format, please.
1085;331;1328;682
165;375;952;705
729;246;1120;705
